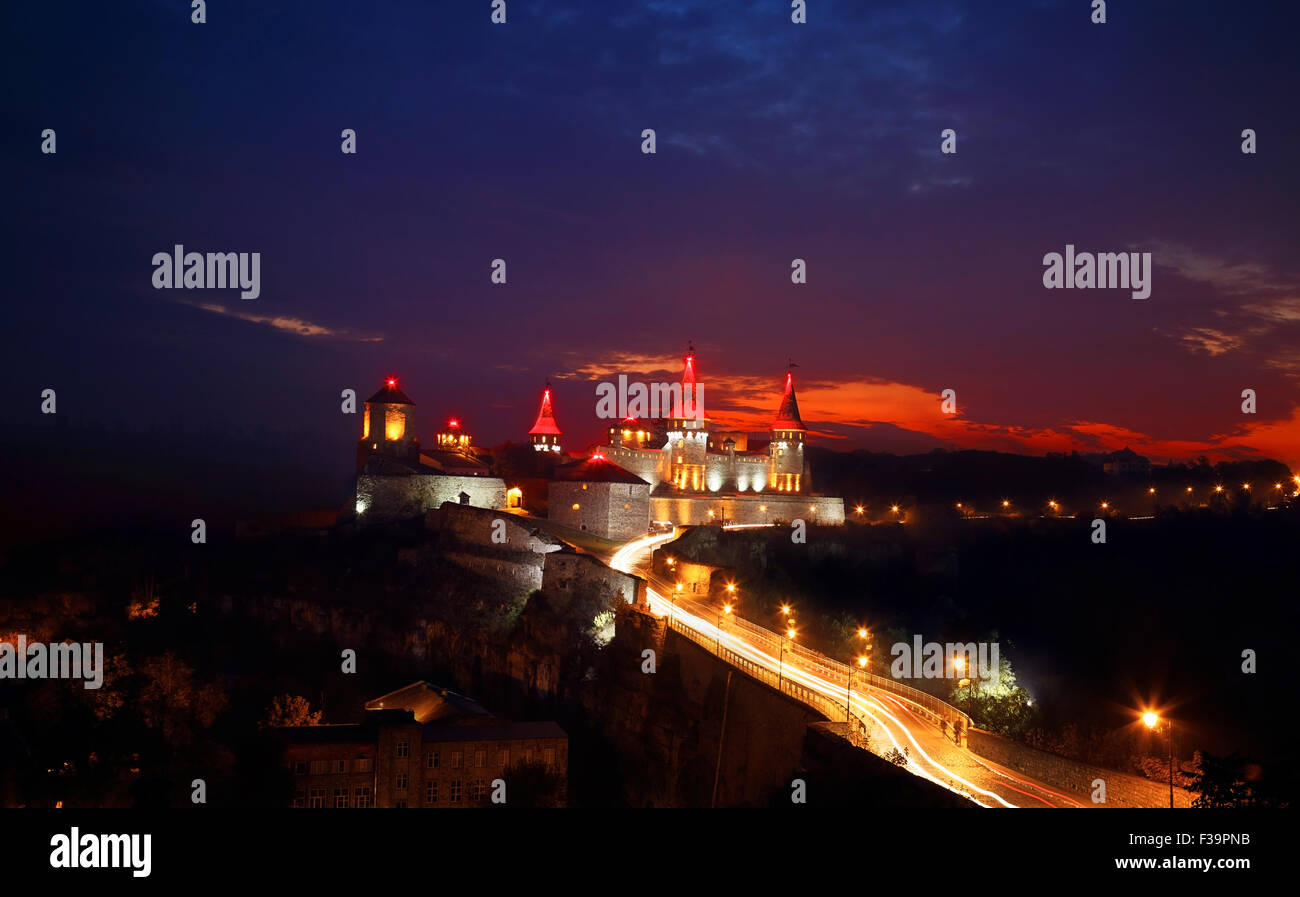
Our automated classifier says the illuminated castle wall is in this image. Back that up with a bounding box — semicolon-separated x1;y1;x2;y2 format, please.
597;349;844;526
602;350;812;497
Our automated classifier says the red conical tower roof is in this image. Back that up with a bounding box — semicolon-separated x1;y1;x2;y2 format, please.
771;369;806;431
529;381;562;436
681;342;705;419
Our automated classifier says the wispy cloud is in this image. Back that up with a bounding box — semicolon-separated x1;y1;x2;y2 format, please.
174;299;383;342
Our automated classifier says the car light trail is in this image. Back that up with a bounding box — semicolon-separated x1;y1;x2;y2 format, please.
612;531;1019;807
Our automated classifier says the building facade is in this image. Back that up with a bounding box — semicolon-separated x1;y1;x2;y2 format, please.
282;682;568;808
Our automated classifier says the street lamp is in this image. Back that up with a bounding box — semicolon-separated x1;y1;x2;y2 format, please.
1142;711;1175;808
778;627;796;693
845;654;869;734
716;603;732;654
669;582;683;629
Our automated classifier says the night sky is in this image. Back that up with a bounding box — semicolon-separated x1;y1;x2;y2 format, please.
6;1;1299;476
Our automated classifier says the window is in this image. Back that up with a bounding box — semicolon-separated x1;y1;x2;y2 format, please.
426;780;438;804
309;787;326;808
355;757;373;773
451;751;462;769
472;779;486;800
292;793;305;808
475;750;486;768
395;771;408;791
394;800;407;808
309;760;328;775
334;759;347;774
293;761;307;775
544;748;556;768
449;780;461;803
334;788;349;809
427;751;439;769
396;740;409;759
354;787;371;808
498;749;509;767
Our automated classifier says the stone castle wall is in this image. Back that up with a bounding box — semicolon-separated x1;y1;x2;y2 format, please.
542;551;647;607
548;480;650;541
357;473;507;522
651;493;845;526
968;728;1195;808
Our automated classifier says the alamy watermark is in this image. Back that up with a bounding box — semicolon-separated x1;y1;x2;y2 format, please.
0;636;104;689
1042;244;1151;300
152;244;260;299
890;636;999;687
595;376;703;420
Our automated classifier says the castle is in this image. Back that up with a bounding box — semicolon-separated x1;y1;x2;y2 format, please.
354;349;845;535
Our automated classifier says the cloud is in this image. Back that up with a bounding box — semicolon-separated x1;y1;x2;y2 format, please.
174;299;383;342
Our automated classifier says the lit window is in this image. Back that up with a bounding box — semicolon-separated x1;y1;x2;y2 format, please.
572;503;580;510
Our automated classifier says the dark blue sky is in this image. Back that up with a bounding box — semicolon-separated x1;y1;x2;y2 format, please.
5;0;1299;474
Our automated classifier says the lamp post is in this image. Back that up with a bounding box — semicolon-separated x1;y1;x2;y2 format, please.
669;582;682;630
716;603;732;654
845;655;869;735
1143;711;1175;808
778;628;795;693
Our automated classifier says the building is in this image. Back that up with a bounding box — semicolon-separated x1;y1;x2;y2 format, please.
281;682;568;808
597;348;845;526
355;379;508;522
528;381;563;453
548;454;652;540
1103;447;1151;477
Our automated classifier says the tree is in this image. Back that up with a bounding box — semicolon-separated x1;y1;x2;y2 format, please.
137;653;227;747
261;694;323;729
1190;752;1267;808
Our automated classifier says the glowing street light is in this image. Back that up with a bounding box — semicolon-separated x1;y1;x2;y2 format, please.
778;627;796;692
890;505;900;514
846;653;870;733
1141;710;1176;808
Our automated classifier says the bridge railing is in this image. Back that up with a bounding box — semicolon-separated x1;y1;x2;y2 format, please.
660;591;971;734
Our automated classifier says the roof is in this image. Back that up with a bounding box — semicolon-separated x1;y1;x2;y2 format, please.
552;455;651;485
365;681;493;725
529;384;562;436
771;370;806;431
365;381;417;406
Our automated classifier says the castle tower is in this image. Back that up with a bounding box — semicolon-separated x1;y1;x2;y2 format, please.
359;377;418;469
666;343;710;491
768;367;806;492
529;381;563;453
436;417;472;453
